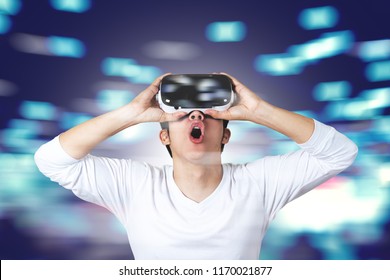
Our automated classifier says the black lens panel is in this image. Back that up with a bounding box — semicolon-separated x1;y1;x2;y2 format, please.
160;74;232;109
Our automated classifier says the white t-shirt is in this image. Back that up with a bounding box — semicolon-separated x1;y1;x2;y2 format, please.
34;120;357;259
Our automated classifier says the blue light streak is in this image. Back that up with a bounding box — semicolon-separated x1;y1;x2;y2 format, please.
313;81;352;101
0;0;22;15
0;14;11;34
50;0;91;13
298;6;339;30
206;21;246;42
47;36;86;58
358;40;390;62
19;101;58;121
365;61;390;82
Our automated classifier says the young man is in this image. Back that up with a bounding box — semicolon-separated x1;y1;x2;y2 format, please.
34;73;358;259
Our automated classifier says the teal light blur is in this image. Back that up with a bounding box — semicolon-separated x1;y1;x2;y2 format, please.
254;53;305;76
358;40;390;62
50;0;91;13
0;14;11;34
365;61;390;82
1;128;38;152
19;101;57;121
323;97;384;121
0;0;22;15
289;30;354;62
47;36;86;58
373;116;390;142
101;57;139;77
323;86;390;121
97;90;134;111
101;57;161;84
256;31;354;76
205;21;246;42
9;119;41;134
60;112;92;130
128;65;161;84
360;88;390;108
298;6;339;30
313;81;352;101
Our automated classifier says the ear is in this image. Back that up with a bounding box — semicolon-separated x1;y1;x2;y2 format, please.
221;128;231;144
159;129;171;145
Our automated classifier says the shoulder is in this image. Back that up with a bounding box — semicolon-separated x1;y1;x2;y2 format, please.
222;160;264;179
222;157;270;173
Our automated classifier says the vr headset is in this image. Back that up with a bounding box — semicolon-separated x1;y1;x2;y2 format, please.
156;74;235;113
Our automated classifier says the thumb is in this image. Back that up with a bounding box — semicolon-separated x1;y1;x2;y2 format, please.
138;73;171;101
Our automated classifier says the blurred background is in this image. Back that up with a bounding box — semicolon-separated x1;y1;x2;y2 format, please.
0;0;389;260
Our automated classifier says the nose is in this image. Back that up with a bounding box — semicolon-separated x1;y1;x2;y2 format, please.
188;110;204;121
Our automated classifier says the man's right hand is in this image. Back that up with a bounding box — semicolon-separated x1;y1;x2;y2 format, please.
59;73;185;159
126;73;186;126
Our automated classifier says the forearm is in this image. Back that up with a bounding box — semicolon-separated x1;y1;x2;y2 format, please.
60;104;135;159
251;100;314;144
206;73;315;144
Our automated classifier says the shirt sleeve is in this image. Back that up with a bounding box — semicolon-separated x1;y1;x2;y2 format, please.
34;136;150;224
245;119;358;220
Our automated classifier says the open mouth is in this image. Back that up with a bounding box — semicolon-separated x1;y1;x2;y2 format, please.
191;127;202;138
189;122;204;143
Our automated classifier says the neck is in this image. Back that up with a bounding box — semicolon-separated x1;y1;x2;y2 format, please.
172;157;223;203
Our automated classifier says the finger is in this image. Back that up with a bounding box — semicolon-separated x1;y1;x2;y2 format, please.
142;73;172;99
220;72;247;95
152;72;172;88
204;109;232;120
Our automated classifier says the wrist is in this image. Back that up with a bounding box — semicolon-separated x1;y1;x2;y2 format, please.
249;99;276;125
108;103;139;130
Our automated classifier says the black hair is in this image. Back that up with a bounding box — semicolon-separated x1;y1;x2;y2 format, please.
160;119;229;158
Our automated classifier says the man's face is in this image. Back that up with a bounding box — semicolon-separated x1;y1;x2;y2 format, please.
160;111;230;164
